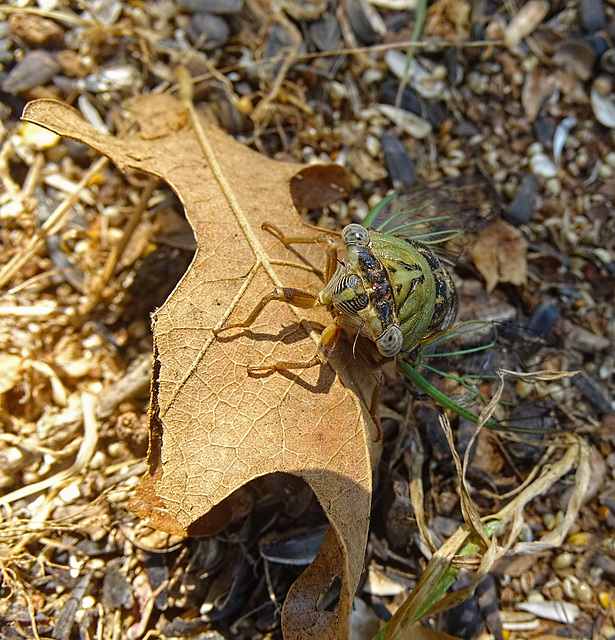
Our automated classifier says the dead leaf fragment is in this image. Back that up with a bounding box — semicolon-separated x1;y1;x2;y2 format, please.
22;95;377;640
471;219;528;292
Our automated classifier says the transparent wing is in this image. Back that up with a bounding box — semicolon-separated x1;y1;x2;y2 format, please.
363;175;502;263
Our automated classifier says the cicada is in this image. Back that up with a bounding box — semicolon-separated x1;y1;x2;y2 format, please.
216;176;500;434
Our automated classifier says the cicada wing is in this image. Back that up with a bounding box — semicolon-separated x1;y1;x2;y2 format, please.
364;175;502;264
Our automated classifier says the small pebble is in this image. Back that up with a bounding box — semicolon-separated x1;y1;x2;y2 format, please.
364;135;380;158
594;247;612;265
59;482;82;503
0;36;12;65
186;13;230;51
363;68;383;85
346;0;386;45
588;566;603;587
545;177;562;195
527;141;544;156
600;48;615;73
603;625;615;639
377;104;431;139
562;575;579;599
347;198;369;222
507;173;537;225
328;81;347;101
8;13;65;47
520;572;535;594
309;13;341;52
504;0;549;48
441;165;460;177
78;65;140;93
519;522;534;542
20;122;60;150
579;0;606;32
591;84;615;128
85;0;122;25
381;132;416;189
530;152;557;178
574;580;593;603
1;50;60;93
568;531;590;546
517;600;580;623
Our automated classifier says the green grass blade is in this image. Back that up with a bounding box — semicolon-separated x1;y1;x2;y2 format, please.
397;358;502;431
411;520;502;623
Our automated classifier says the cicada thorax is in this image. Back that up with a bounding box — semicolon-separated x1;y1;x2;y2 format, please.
370;231;458;343
319;224;457;358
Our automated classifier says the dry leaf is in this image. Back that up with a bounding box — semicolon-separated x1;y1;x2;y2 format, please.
471;219;528;292
22;95;378;640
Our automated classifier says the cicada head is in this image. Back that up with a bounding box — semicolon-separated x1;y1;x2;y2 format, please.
319;225;405;358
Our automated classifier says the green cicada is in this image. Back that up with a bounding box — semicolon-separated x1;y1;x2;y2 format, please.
216;176;500;432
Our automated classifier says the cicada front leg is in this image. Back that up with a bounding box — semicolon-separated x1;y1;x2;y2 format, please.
214;287;322;334
248;316;344;373
214;222;342;371
261;222;339;283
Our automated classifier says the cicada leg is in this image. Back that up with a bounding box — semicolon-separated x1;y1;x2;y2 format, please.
261;222;339;284
215;223;340;335
248;317;343;373
215;223;344;371
214;287;322;334
351;337;385;441
369;371;385;441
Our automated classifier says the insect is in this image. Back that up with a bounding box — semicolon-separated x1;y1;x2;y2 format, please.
215;176;500;435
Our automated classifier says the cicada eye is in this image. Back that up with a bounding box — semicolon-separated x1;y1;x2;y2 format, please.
376;325;403;357
333;274;369;314
345;274;360;288
342;224;370;246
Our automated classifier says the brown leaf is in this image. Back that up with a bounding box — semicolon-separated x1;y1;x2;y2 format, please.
22;95;376;640
471;219;528;292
